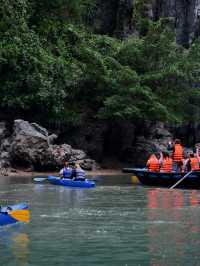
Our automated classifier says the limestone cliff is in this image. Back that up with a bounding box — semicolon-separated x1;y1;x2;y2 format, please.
92;0;200;46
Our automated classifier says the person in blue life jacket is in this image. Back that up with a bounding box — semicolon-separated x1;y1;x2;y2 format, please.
59;161;73;179
73;163;86;181
70;162;77;179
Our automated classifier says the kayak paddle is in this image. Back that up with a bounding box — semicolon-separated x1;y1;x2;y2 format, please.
33;177;48;182
9;209;30;223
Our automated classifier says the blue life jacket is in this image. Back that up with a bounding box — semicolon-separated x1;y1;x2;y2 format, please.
76;169;86;179
63;168;72;178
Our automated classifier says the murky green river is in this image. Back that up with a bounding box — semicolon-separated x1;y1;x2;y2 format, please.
0;175;200;266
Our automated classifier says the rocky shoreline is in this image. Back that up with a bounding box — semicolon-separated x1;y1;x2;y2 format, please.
0;119;97;176
1;168;125;178
1;119;196;177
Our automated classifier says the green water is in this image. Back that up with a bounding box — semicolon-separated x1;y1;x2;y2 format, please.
0;175;200;266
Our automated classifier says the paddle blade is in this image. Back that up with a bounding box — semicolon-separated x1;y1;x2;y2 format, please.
33;177;47;182
9;210;30;223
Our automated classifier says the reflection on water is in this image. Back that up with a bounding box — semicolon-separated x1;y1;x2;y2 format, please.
0;224;29;265
12;233;29;266
0;175;200;265
148;189;199;209
147;189;200;266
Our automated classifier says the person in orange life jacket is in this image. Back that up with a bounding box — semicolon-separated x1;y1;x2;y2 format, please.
193;147;200;168
146;153;160;172
168;139;184;172
73;163;86;181
180;153;189;173
187;151;200;171
195;145;200;160
59;161;73;179
159;151;173;173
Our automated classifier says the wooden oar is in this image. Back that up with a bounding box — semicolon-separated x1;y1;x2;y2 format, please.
169;171;193;190
9;209;30;223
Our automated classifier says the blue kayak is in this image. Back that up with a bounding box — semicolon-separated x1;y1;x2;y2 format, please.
48;176;96;188
0;203;28;227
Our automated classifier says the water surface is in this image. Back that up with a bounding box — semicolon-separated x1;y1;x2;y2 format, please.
0;175;200;266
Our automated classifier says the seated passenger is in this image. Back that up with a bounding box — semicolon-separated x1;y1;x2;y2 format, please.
187;151;200;171
195;146;200;161
73;163;86;181
146;154;160;172
180;153;189;173
172;139;184;172
160;151;173;173
59;161;73;179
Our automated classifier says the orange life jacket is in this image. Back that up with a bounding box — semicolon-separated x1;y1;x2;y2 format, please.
147;155;160;172
160;157;173;173
173;144;183;162
190;158;200;171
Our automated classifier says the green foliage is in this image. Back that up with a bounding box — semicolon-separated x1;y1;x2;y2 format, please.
29;0;96;25
0;0;200;125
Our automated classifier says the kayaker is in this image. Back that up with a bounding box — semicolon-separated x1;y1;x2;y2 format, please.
59;161;73;179
169;139;184;172
73;163;86;181
70;162;77;179
160;151;173;173
146;153;160;172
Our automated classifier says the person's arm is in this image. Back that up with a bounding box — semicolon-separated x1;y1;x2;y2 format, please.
82;169;86;178
59;169;63;177
72;168;76;179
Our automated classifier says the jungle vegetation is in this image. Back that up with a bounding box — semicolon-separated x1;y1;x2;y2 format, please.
1;0;200;126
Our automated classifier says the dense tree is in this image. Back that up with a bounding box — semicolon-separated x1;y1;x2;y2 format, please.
0;0;200;125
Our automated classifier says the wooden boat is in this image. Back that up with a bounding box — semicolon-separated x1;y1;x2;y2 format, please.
122;168;200;189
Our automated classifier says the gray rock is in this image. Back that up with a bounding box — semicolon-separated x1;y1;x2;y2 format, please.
13;120;47;140
151;0;200;47
80;159;97;171
31;123;49;137
0;122;7;143
48;134;57;145
71;149;86;161
6;120;91;170
1;138;11;151
0;167;8;176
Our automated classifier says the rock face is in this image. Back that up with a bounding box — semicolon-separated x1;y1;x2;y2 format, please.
151;0;200;47
131;122;173;166
114;0;135;38
92;0;200;46
93;0;134;38
0;119;195;174
0;120;96;174
58;120;174;167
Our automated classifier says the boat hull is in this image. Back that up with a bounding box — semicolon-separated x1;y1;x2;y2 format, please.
48;176;96;188
122;168;200;189
0;203;28;226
